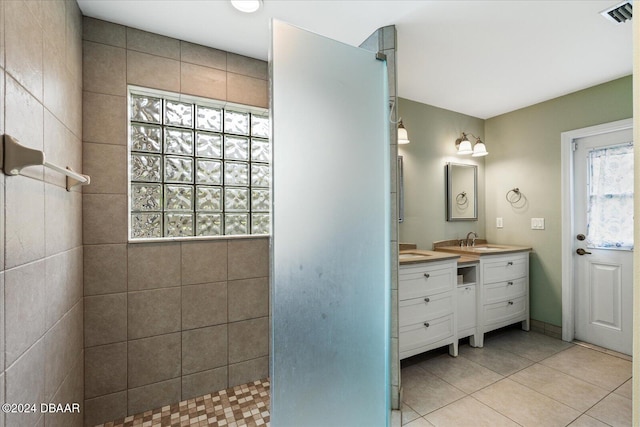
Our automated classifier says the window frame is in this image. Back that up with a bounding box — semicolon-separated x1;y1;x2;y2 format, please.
586;142;634;250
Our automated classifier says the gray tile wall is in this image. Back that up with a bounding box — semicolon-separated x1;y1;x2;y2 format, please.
0;1;84;426
82;17;270;426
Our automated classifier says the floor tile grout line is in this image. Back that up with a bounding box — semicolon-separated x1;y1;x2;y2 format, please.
572;339;632;362
401;331;632;426
482;340;573;364
505;347;632;419
575;388;632;425
459;352;533;378
532;357;626;395
465;394;526;427
536;361;632;393
423;364;505;400
402;345;557;423
404;356;509;422
467;375;594;427
502;367;596;416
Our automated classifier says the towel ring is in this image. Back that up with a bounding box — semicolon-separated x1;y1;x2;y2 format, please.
456;191;468;206
505;188;522;204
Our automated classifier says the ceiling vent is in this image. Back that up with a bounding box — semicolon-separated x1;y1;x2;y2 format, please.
600;1;633;23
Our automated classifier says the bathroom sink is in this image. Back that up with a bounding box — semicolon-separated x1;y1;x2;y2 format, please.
399;252;430;259
433;243;530;256
399;250;461;263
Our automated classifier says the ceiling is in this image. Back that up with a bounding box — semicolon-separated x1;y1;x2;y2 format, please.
77;0;633;119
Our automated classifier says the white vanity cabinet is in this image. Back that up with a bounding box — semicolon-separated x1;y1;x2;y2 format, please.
399;259;458;359
456;264;477;342
477;252;529;347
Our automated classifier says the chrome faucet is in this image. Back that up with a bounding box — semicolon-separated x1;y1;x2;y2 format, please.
466;231;478;247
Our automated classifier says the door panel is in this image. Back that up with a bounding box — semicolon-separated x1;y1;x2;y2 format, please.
573;127;633;355
270;20;390;426
589;261;621;329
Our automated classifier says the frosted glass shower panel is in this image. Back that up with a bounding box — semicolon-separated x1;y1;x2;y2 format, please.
271;21;391;426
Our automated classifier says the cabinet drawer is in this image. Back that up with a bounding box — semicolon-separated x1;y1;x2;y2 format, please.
457;285;476;331
399;314;454;353
399;292;454;327
483;277;526;304
483;255;528;283
399;266;454;300
483;296;526;326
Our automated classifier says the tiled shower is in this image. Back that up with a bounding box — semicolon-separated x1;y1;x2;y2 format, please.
2;3;402;426
0;0;84;426
0;2;271;425
82;17;271;426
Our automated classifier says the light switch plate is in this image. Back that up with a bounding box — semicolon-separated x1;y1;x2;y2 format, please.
531;218;545;230
496;217;503;228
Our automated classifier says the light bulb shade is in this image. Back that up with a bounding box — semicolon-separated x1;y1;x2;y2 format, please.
457;139;473;155
398;120;410;144
472;141;488;157
398;127;410;144
231;0;262;13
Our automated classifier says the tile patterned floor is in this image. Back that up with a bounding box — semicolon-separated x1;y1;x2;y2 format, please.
401;327;633;427
94;329;632;427
95;379;270;427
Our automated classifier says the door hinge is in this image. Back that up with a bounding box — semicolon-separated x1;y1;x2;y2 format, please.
375;52;387;61
572;141;578;151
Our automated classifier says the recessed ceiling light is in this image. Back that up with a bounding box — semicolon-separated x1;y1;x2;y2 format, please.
231;0;262;13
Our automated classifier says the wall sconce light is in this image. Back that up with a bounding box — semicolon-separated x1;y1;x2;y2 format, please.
398;120;410;144
455;132;488;157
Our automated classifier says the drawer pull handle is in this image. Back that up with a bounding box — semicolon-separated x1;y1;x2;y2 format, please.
508;281;514;286
424;273;430;278
465;287;470;291
508;301;514;305
507;261;514;266
423;322;430;328
424;298;430;303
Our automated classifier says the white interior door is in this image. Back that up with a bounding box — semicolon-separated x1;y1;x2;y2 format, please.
573;127;633;355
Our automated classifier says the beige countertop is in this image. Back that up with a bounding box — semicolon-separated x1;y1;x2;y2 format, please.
434;244;532;257
457;255;480;265
399;249;460;265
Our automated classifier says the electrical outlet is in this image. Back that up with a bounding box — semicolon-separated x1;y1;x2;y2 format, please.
531;218;545;230
496;217;503;228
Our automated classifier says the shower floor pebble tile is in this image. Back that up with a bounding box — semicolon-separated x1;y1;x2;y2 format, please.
95;379;270;427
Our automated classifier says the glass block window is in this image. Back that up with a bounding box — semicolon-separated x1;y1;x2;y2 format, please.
129;89;270;240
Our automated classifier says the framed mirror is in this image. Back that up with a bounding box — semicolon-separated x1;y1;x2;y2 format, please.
446;163;477;221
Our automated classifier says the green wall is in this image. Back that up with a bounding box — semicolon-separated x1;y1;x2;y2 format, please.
399;75;632;327
485;75;633;326
398;99;485;250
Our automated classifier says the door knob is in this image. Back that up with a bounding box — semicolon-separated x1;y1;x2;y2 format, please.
576;248;592;255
